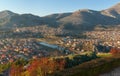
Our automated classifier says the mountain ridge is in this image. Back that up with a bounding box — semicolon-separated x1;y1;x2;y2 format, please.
0;3;120;31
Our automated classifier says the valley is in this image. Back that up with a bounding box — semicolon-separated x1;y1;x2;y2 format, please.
0;2;120;76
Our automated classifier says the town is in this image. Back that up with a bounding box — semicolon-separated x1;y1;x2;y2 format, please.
0;29;120;64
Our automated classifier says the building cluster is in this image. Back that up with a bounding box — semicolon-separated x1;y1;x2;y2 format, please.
0;39;52;64
0;30;120;64
13;26;65;35
85;31;120;48
57;38;98;53
57;31;120;53
0;31;43;39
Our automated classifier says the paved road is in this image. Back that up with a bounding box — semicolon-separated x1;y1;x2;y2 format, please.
100;67;120;76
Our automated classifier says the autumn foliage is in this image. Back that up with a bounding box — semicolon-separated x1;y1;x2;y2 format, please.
9;65;24;76
110;47;120;55
9;58;66;76
9;53;97;76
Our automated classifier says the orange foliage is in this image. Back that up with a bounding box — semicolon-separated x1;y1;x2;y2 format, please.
27;58;66;76
9;64;24;76
110;47;120;55
27;58;49;76
9;58;66;76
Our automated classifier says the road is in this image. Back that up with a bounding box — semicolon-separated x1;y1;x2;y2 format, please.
100;67;120;76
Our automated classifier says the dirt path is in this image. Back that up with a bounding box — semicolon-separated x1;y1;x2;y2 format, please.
100;67;120;76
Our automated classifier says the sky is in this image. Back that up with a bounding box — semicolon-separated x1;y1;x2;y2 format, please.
0;0;120;16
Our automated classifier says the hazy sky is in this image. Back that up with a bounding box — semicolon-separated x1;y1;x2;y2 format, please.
0;0;120;16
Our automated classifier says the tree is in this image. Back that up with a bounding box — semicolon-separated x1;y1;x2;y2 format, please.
9;64;24;76
110;47;120;55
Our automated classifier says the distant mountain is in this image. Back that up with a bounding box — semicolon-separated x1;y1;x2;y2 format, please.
0;10;16;18
0;10;44;28
0;3;120;31
101;3;120;18
59;9;114;30
41;3;120;31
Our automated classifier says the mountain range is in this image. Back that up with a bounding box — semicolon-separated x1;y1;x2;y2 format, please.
0;3;120;31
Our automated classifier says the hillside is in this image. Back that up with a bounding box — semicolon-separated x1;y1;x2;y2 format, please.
0;3;120;32
0;10;44;28
101;3;120;18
